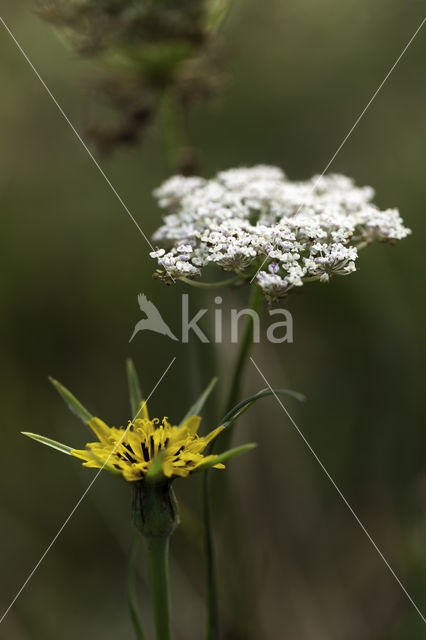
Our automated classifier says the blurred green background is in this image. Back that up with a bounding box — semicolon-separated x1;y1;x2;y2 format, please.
1;1;425;638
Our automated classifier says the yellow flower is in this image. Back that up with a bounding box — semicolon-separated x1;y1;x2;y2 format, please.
23;368;257;487
71;411;226;482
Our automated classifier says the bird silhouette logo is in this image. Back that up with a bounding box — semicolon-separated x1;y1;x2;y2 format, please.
129;294;178;343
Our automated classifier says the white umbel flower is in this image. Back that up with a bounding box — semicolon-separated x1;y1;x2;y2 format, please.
151;166;411;300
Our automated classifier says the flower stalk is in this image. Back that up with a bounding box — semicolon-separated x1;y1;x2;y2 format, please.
24;368;258;640
159;92;189;175
127;536;147;640
144;536;172;640
222;283;263;447
179;275;245;289
203;470;218;640
132;480;179;640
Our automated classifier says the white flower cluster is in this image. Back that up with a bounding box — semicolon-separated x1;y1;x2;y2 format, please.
150;166;411;300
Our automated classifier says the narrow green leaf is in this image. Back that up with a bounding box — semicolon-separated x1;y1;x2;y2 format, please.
221;388;306;429
23;433;120;476
126;359;144;418
179;377;218;426
203;387;305;639
195;443;257;473
49;377;93;424
22;432;73;455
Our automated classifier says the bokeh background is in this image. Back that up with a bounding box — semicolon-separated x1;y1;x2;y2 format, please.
1;1;426;638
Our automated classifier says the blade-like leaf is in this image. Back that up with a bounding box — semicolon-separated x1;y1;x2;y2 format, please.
126;358;144;418
195;443;257;473
179;377;218;426
22;432;73;455
23;433;120;476
49;377;93;424
202;387;304;640
221;388;305;429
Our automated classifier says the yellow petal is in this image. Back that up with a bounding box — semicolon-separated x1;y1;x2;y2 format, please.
121;466;144;482
70;448;90;461
88;417;112;442
181;415;202;434
133;417;154;438
204;425;225;445
71;448;102;468
136;400;149;422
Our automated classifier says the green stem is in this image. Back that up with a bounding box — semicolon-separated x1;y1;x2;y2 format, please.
355;240;368;251
302;274;322;283
132;481;179;640
207;0;235;33
145;535;172;640
202;284;263;639
203;470;218;640
159;91;186;174
179;275;244;289
223;283;263;427
127;536;147;640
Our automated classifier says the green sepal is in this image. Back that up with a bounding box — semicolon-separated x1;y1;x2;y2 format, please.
132;480;179;538
146;452;165;483
195;443;257;473
49;377;93;424
22;432;73;455
126;358;144;418
179;377;218;426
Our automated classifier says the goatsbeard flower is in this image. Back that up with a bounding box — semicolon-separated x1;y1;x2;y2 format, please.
22;368;257;640
71;413;226;482
23;372;253;488
150;166;411;301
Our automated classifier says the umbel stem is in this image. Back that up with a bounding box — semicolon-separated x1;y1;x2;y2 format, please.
204;283;263;638
222;283;263;446
132;481;179;640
